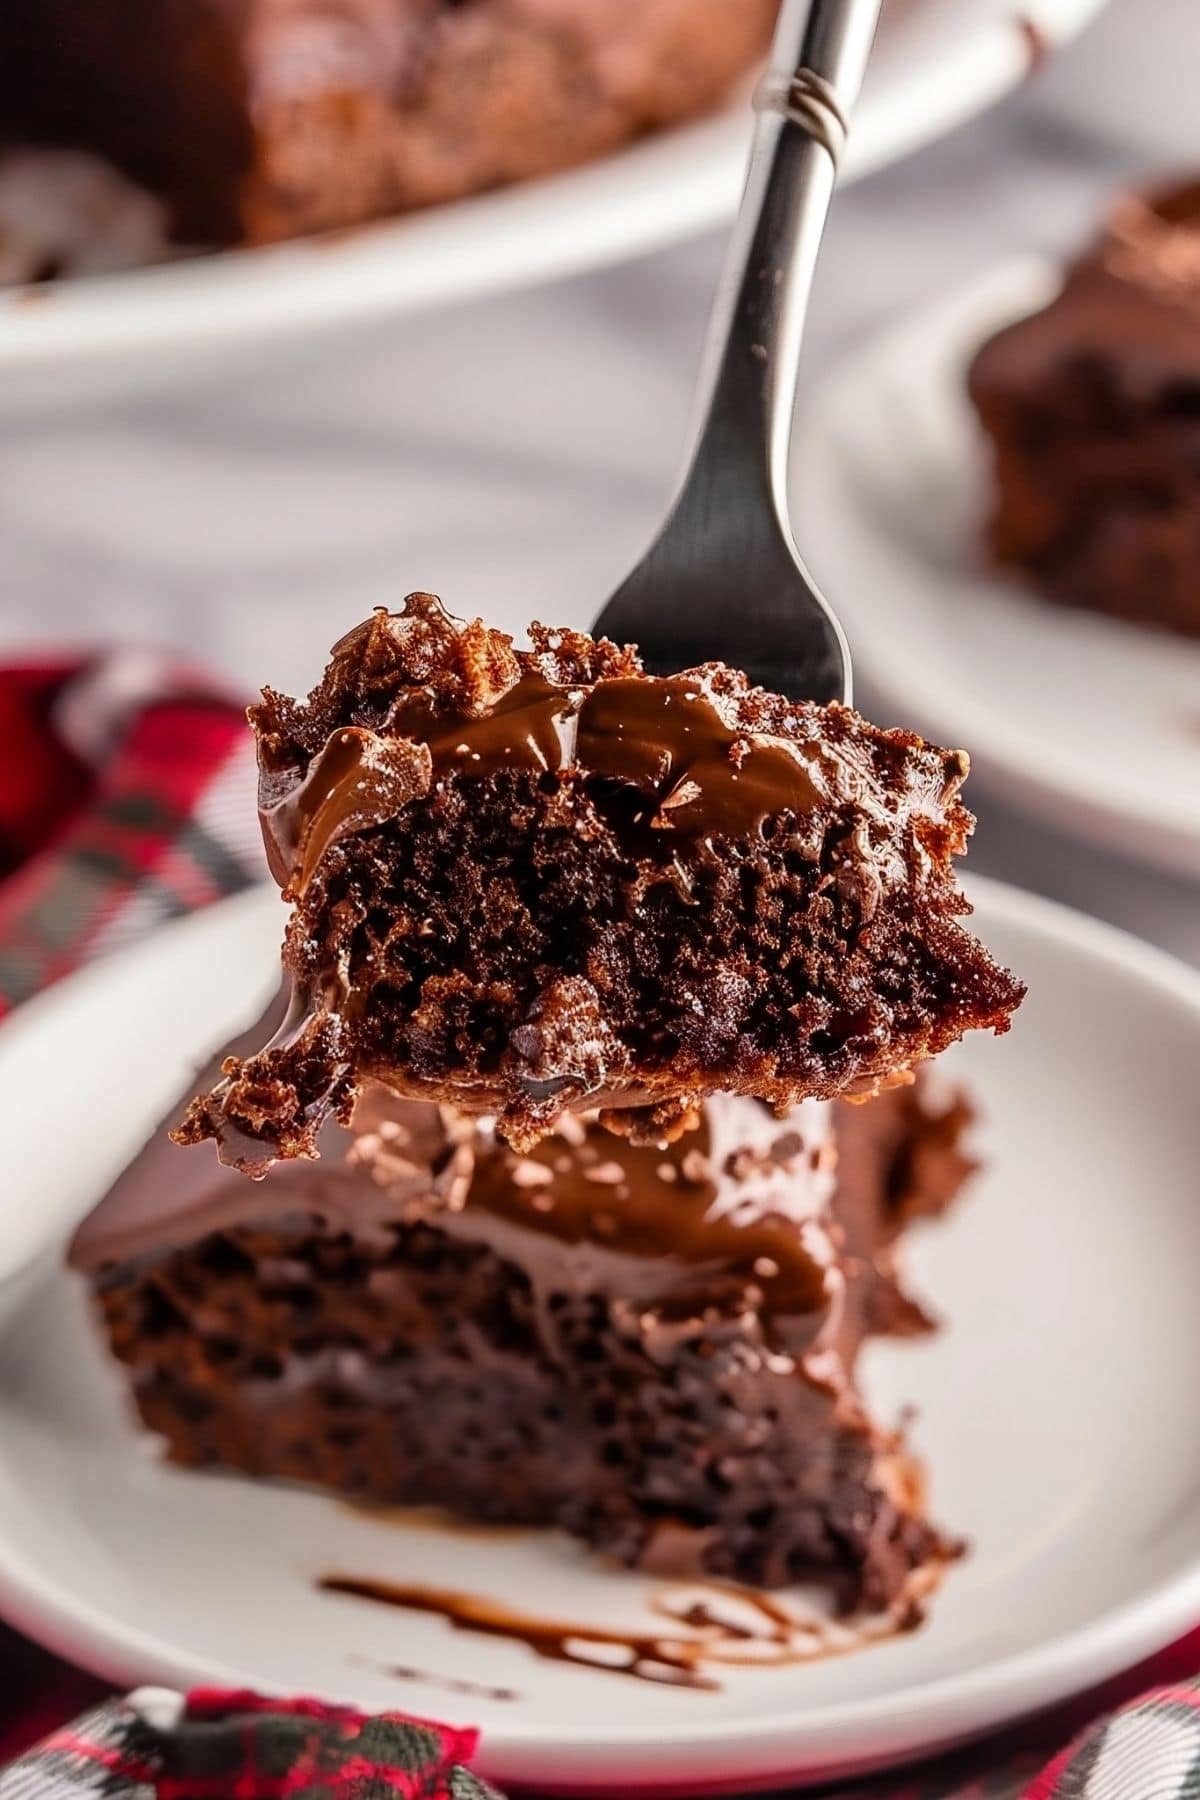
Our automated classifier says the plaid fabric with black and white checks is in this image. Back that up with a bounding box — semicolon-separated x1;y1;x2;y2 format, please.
1022;1679;1200;1797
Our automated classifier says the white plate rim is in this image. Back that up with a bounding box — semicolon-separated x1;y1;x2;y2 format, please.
0;871;1199;1787
798;253;1200;881
0;0;1109;374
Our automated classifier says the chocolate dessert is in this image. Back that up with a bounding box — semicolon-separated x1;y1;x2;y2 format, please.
72;996;974;1608
969;177;1200;637
0;1;776;248
174;595;1021;1163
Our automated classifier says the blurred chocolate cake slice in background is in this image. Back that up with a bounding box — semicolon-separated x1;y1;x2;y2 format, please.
969;176;1200;638
0;1;776;247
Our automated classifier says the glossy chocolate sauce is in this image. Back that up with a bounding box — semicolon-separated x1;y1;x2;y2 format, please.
574;678;828;836
323;1575;720;1689
266;667;840;897
69;996;472;1271
320;1570;936;1691
77;986;841;1362
391;671;578;776
261;725;431;894
464;1100;835;1321
350;1092;842;1346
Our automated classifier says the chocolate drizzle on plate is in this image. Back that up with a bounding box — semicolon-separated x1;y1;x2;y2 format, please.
320;1568;943;1692
351;1657;518;1704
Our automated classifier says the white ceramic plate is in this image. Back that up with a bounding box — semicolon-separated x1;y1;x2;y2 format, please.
0;0;1108;405
794;256;1200;882
1;877;1200;1793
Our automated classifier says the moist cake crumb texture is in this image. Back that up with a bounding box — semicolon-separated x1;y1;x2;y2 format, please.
176;594;1023;1164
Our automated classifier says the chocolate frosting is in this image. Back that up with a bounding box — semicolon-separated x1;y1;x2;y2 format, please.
352;1089;840;1346
260;610;855;901
74;1000;843;1358
69;993;470;1271
971;174;1200;389
262;726;431;894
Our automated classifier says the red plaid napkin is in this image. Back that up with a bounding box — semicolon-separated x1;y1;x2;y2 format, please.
0;1688;497;1800
0;652;262;1014
0;646;1195;1800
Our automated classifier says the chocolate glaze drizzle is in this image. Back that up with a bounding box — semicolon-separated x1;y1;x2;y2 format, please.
320;1569;939;1692
263;727;430;894
265;664;841;897
80;1010;844;1376
351;1091;842;1353
391;671;578;777
574;678;829;838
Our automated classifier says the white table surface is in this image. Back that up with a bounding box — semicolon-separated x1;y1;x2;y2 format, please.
0;37;1193;970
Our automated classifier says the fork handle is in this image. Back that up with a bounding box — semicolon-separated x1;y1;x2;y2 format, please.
675;0;883;578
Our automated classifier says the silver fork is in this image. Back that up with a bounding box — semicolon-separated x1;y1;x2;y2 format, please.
592;0;882;707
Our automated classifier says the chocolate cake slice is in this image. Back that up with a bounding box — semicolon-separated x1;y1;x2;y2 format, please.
0;1;775;247
968;177;1200;637
71;999;974;1609
175;594;1021;1163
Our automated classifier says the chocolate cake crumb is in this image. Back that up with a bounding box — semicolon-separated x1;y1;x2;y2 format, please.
178;594;1022;1164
